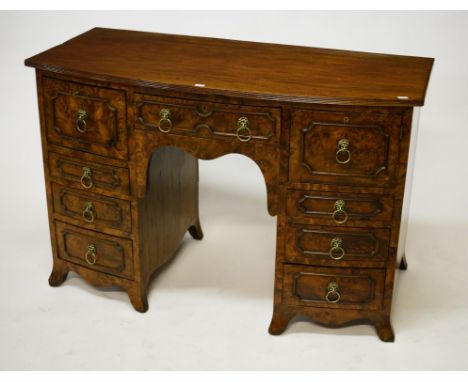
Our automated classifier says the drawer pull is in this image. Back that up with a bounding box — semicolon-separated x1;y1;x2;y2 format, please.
236;116;252;142
325;282;341;303
158;108;172;133
82;201;95;223
75;109;88;133
332;199;348;224
85;243;97;265
80;167;93;189
336;138;351;164
329;237;345;260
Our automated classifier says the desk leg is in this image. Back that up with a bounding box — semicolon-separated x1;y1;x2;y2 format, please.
48;260;69;287
127;283;149;313
399;253;408;270
269;306;296;335
188;218;204;240
373;317;395;342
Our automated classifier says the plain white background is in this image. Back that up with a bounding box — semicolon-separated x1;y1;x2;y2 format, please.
1;11;468;370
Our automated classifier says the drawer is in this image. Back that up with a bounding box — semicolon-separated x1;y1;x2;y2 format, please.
49;152;130;197
55;221;134;279
52;183;132;233
289;108;404;187
286;190;393;228
285;224;390;266
43;77;128;159
134;93;280;144
283;265;385;310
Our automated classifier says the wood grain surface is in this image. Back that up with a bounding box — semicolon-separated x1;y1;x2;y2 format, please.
25;27;433;106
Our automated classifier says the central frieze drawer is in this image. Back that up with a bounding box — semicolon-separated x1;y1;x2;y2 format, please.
52;183;132;233
55;221;134;280
42;77;128;159
286;190;394;228
283;265;385;310
289;108;404;187
134;94;280;144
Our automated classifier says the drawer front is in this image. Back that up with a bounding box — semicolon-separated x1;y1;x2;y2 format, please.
289;108;404;186
52;183;131;233
43;77;128;159
55;221;134;279
285;224;390;266
283;265;384;310
287;190;393;228
134;94;280;144
49;152;130;197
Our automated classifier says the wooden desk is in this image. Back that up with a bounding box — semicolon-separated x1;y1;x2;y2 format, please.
25;28;433;341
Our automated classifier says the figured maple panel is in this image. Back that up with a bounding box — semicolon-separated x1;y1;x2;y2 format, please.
48;151;130;197
55;221;134;279
52;183;132;233
285;224;390;267
289;108;405;187
134;93;280;144
286;189;394;228
43;77;127;159
283;265;385;310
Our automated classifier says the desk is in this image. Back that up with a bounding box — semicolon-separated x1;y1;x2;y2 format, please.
25;28;433;341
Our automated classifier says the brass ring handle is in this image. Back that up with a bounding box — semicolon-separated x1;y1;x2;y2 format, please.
236;116;252;142
332;199;348;224
76;109;88;133
85;243;97;265
80;167;93;189
336;138;351;164
158;108;172;133
329;237;345;260
325;282;341;303
82;201;95;223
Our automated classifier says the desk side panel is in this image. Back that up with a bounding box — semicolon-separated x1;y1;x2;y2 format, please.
397;107;420;265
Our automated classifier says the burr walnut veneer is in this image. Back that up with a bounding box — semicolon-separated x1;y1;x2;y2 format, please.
25;28;433;341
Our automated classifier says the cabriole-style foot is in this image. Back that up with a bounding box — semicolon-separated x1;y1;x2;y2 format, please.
374;319;395;342
188;218;204;240
399;254;408;270
127;285;149;313
48;263;69;287
268;306;295;335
